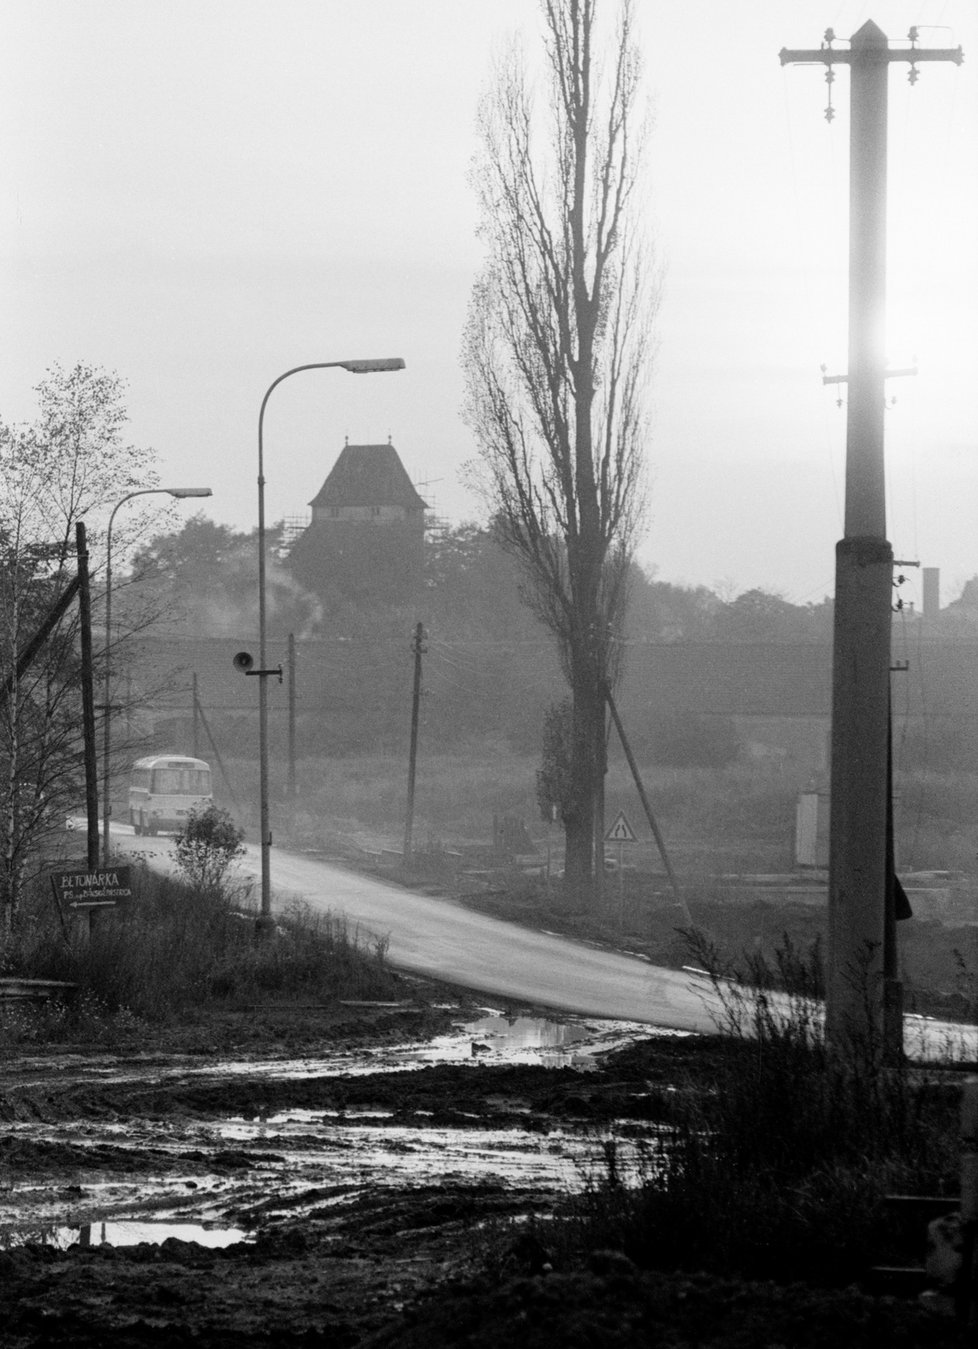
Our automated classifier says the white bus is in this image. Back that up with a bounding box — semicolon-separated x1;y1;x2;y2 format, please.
128;754;213;836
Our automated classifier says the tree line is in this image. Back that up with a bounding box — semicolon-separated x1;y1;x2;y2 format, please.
130;512;840;646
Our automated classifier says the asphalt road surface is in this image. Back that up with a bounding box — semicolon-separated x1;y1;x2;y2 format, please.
116;826;717;1031
116;825;978;1057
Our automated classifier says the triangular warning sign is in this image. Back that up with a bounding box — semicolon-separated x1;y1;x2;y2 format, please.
605;811;637;843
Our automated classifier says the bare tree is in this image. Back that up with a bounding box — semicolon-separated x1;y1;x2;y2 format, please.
35;363;156;535
0;365;157;933
463;0;656;905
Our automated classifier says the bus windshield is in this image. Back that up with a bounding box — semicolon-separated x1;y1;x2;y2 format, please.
152;767;212;795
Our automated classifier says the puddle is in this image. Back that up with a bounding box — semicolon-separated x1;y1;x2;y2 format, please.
170;1013;676;1081
410;1014;632;1068
1;1013;686;1092
0;1115;663;1251
0;1010;676;1252
384;1012;689;1072
216;1112;643;1176
2;1220;251;1251
207;1119;664;1227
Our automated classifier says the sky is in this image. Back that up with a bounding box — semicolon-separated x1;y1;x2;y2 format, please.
2;0;976;610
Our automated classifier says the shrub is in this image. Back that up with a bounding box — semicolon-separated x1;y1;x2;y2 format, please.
173;803;246;895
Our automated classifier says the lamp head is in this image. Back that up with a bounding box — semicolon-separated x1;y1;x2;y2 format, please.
339;358;405;374
167;487;213;499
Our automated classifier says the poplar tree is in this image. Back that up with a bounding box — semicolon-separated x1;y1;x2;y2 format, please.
463;0;656;905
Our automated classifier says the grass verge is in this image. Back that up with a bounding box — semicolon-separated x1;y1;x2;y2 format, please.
0;864;401;1043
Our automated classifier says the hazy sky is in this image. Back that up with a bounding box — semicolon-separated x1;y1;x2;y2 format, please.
3;1;976;608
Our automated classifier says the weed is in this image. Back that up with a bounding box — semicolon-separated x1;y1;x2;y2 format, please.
555;933;961;1286
952;945;978;1021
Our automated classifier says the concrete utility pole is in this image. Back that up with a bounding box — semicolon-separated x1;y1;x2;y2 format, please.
780;22;962;1056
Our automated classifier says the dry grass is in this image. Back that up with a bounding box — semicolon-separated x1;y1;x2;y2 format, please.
238;744;976;879
557;937;962;1285
230;749;978;883
0;865;400;1040
224;751;812;872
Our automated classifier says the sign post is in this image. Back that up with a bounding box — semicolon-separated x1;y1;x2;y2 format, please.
604;811;638;917
49;866;132;938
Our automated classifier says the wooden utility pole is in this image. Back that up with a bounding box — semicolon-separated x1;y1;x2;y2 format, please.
75;522;99;871
192;673;200;758
402;622;425;862
780;22;962;1056
287;633;297;803
190;681;239;811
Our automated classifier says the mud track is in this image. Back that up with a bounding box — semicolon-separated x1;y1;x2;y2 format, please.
0;1004;684;1346
3;1006;971;1347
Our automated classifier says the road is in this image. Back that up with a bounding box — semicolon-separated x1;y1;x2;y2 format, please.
117;827;978;1057
117;827;717;1031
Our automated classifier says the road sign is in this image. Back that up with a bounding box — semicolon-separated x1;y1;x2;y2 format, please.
605;811;638;844
49;866;132;910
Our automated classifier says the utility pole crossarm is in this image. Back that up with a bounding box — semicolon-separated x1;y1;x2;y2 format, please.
780;45;963;67
821;364;917;386
821;361;917;409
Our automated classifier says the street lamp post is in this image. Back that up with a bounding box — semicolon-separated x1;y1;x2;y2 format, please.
102;486;213;864
252;358;405;936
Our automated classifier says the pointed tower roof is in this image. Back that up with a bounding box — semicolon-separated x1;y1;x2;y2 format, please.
309;443;428;511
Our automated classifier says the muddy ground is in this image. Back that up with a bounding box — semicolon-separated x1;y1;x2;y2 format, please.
1;997;973;1348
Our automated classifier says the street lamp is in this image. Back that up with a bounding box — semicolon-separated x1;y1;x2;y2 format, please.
250;358;405;935
102;486;213;864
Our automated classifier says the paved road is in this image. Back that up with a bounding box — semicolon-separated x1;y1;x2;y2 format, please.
117;827;978;1057
118;827;718;1031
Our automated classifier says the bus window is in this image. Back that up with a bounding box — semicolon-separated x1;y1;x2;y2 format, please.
152;767;211;796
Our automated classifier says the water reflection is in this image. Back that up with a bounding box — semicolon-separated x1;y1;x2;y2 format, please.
4;1014;688;1090
408;1012;681;1069
2;1219;251;1250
